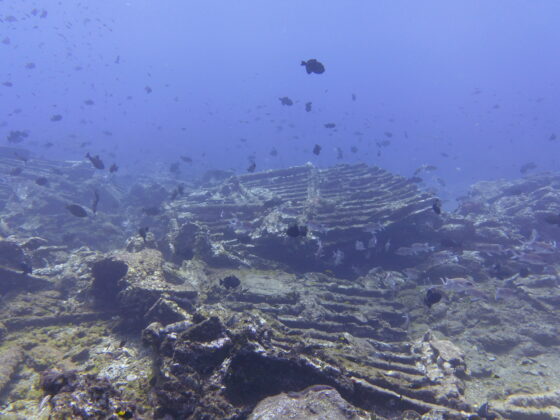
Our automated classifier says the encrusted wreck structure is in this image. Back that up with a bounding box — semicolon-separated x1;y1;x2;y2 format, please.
1;156;560;419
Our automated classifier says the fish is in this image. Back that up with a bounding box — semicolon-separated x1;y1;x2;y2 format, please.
109;163;118;173
2;82;13;87
92;190;100;214
424;288;443;308
138;226;149;242
441;277;475;291
220;275;241;289
332;249;345;266
247;161;256;173
313;144;322;155
413;164;438;176
25;62;36;69
324;123;336;129
336;147;343;159
286;224;308;237
279;97;293;106
301;58;325;74
50;114;62;122
352;93;356;101
170;184;185;200
520;162;536;174
85;153;105;169
35;177;49;186
351;146;358;153
145;86;152;94
305;102;312;112
142;206;160;216
84;99;94;105
7;130;28;144
169;162;180;174
180;155;193;163
66;204;88;217
544;213;560;226
432;199;442;215
549;133;557;141
269;148;278;157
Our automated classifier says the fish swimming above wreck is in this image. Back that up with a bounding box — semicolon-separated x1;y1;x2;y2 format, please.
301;58;325;74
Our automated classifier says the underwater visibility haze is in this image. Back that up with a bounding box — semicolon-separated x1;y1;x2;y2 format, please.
1;1;560;419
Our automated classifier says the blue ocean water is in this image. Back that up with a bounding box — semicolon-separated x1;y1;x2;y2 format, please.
1;0;559;202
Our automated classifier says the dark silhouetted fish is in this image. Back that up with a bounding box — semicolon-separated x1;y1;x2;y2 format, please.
35;177;49;186
432;199;442;215
544;213;560;226
301;58;325;74
220;275;240;289
520;162;536;174
269;148;278;157
180;155;192;163
7;130;28;144
305;102;312;112
50;114;62;122
286;224;308;237
352;93;356;101
313;144;322;155
109;163;118;173
145;86;152;94
86;153;105;169
279;97;293;106
138;226;149;242
424;288;443;308
84;99;94;105
66;204;87;217
324;123;336;129
247;161;256;172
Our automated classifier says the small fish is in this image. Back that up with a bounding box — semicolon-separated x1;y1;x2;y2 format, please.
424;288;443;308
247;161;256;173
50;114;62;122
305;102;312;112
180;155;193;163
286;224;308;238
324;123;336;129
520;162;536;174
35;177;49;186
85;153;105;169
352;93;356;101
301;58;325;74
432;199;442;215
441;277;475;291
279;96;293;106
109;163;118;173
145;86;152;94
92;190;100;214
84;99;94;105
220;275;240;289
269;148;278;157
544;213;560;226
66;204;88;217
138;226;149;242
313;144;322;155
332;249;344;266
